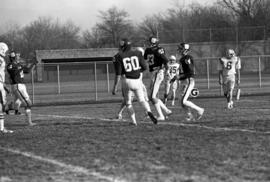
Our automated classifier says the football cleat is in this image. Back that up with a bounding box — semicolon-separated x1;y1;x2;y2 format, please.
116;114;123;120
28;122;37;126
196;109;204;120
156;116;165;121
147;112;158;124
185;114;195;122
0;128;14;134
165;109;172;116
130;121;137;126
15;110;21;115
227;101;234;109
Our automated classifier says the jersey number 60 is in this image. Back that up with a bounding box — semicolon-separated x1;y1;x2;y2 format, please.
123;56;140;72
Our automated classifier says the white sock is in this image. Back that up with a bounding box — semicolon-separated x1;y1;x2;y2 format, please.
154;102;164;118
26;109;32;124
0;119;4;131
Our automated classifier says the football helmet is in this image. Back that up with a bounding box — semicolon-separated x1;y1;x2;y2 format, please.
227;49;235;58
0;42;9;57
169;55;176;63
177;43;190;55
149;36;159;47
119;38;131;52
136;47;145;56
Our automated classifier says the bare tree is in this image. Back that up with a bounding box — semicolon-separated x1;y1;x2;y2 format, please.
96;6;134;47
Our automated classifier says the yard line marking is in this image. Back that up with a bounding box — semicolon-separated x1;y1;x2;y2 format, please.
160;122;270;134
35;114;270;134
0;146;125;182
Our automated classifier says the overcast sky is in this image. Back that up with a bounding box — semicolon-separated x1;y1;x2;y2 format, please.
1;0;215;32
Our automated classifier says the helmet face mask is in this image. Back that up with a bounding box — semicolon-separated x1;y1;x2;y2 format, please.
0;42;9;57
178;43;190;55
227;49;235;58
169;55;176;63
149;36;159;47
119;38;131;52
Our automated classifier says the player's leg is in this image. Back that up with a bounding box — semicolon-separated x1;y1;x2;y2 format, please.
171;81;178;106
0;84;13;133
163;79;170;105
115;86;127;119
149;71;165;120
122;79;137;125
227;76;235;109
154;70;172;118
134;81;157;124
181;78;204;120
15;84;35;126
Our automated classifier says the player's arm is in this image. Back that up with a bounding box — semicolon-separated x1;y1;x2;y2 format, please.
157;47;169;69
139;54;147;72
112;59;122;95
218;58;223;85
23;62;37;73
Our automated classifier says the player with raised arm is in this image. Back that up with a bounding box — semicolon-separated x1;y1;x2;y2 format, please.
0;42;13;133
144;36;172;121
163;55;180;106
172;43;204;121
218;49;241;109
6;51;36;126
112;38;157;125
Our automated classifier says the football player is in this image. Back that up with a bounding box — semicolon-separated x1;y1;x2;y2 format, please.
144;36;172;121
6;51;36;126
0;42;13;133
112;38;157;125
163;55;180;106
218;49;241;109
172;43;204;121
112;47;148;120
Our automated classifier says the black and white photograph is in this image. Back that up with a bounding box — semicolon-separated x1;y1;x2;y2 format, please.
0;0;270;181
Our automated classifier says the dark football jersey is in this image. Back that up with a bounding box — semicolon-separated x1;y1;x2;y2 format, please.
115;49;147;79
7;62;29;84
179;54;195;79
144;46;169;72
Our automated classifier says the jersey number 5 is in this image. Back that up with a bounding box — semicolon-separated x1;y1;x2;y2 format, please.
123;56;140;72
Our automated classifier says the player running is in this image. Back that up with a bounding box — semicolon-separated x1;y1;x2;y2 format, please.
172;43;204;121
6;51;36;126
113;38;157;125
218;49;241;109
144;36;172;121
163;55;180;106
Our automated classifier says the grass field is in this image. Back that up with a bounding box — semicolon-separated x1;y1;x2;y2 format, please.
1;95;270;182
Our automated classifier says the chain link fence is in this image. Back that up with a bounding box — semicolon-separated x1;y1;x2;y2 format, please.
15;55;270;105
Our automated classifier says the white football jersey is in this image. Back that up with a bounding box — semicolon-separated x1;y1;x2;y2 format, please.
218;56;241;76
0;56;5;83
166;62;180;79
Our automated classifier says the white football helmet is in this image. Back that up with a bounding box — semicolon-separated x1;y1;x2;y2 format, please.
227;49;235;58
169;55;176;63
0;42;8;57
